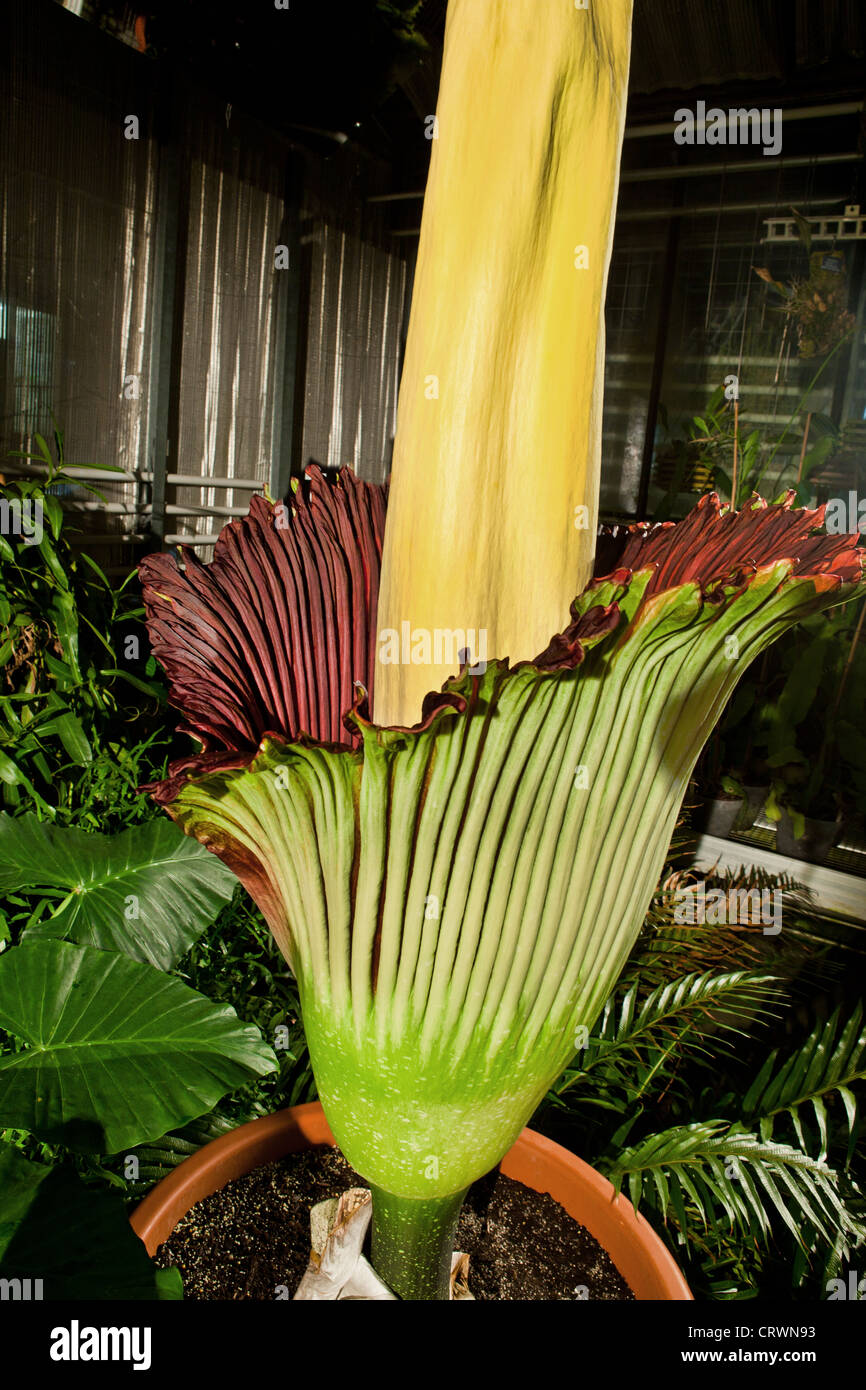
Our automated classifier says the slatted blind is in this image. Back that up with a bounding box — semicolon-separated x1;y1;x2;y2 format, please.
301;225;407;485
0;0;159;566
0;0;411;567
170;98;289;550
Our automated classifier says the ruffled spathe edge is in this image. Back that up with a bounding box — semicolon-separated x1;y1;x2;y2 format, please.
141;488;863;807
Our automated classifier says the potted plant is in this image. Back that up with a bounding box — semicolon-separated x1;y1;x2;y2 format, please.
759;599;866;861
704;782;745;839
694;769;745;840
3;810;862;1301
771;795;839;862
693;653;777;838
128;0;864;1300
753;212;856;363
125;853;866;1301
130;1100;691;1300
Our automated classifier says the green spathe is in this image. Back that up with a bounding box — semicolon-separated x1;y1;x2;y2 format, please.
166;559;843;1201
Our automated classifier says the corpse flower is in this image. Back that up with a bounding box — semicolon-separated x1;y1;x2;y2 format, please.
141;484;862;1298
139;0;863;1299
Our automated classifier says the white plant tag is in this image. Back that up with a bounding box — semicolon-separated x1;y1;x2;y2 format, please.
293;1188;473;1300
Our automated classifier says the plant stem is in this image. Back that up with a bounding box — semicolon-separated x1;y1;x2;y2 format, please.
796;411;812;484
369;1184;468;1301
831;595;866;721
731;397;740;508
761;331;852;492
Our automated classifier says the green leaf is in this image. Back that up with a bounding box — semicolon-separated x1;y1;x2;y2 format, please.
766;745;808;768
606;1120;848;1253
742;430;762;462
769;634;828;747
800;436;835;482
36;710;92;766
557;970;780;1099
155;1266;184;1299
58;460;126;475
32;434;53;467
40;494;63;541
77;550;112;589
0;939;278;1153
837;720;866;775
0;754;56;818
714;466;732;498
0;751;29;787
0;1143;166;1299
743;1005;866;1160
0;814;236;969
37;535;71;592
98;667;167;699
42;652;75;687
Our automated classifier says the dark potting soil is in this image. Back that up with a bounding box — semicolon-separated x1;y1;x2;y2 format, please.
153;1146;635;1301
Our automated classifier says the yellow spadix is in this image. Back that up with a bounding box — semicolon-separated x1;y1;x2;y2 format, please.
374;0;633;727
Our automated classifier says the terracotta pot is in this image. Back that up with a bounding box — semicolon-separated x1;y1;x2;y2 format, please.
131;1101;691;1301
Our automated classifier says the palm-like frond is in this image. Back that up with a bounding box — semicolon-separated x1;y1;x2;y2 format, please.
695;1247;766;1301
743;1003;866;1160
125;1113;237;1198
551;970;781;1106
779;914;866;961
540;839;866;1296
622;920;773;991
630;864;811;989
605;1120;859;1255
791;1162;866;1293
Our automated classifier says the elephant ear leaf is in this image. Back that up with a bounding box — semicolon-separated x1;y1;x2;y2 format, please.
0;1142;178;1299
0;940;277;1153
0;813;236;970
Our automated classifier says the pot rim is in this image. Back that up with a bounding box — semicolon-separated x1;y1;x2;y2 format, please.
131;1101;692;1301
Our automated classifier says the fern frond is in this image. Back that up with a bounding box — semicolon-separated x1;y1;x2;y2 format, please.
553;970;781;1102
696;1249;763;1301
780;914;866;960
126;1113;238;1196
630;921;769;985
605;1120;854;1255
634;863;812;988
743;1003;866;1160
